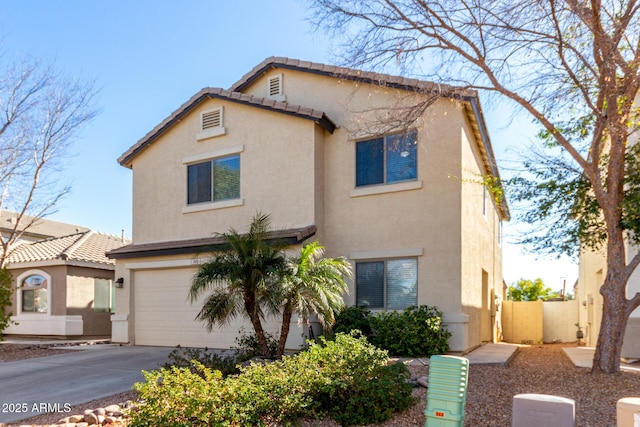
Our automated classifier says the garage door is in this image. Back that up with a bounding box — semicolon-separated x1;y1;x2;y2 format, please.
134;268;252;348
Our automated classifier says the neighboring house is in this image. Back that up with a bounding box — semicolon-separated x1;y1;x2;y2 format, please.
107;57;510;353
0;210;90;244
3;229;129;337
578;244;640;358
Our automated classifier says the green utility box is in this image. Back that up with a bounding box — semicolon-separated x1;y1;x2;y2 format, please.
424;355;469;427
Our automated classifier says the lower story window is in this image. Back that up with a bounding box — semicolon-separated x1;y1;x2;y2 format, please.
94;278;115;313
21;274;48;313
356;258;417;309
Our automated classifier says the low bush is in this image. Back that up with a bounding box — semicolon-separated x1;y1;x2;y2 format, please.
331;305;451;357
162;345;240;377
130;331;415;427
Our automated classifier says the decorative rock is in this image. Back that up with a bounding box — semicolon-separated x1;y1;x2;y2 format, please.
104;404;120;413
83;411;99;424
417;375;429;388
76;422;89;427
104;416;118;424
94;407;106;416
69;414;85;423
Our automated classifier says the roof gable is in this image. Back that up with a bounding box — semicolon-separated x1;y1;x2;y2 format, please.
118;87;336;168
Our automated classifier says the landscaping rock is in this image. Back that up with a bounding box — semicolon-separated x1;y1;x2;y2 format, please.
83;412;98;424
417;376;429;388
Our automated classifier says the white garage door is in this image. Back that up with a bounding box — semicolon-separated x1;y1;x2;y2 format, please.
134;268;251;348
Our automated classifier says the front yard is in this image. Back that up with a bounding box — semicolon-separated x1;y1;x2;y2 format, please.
3;343;640;426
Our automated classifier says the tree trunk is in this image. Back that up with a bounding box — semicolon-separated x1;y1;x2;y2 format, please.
592;235;630;374
277;305;293;358
244;296;271;357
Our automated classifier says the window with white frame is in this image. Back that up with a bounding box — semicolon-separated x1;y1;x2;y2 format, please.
355;131;418;187
94;278;115;313
20;272;49;314
355;258;418;309
187;154;240;205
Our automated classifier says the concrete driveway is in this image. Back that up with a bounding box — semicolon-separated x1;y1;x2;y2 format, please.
0;345;173;424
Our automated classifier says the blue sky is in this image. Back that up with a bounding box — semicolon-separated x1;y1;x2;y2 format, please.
0;0;577;290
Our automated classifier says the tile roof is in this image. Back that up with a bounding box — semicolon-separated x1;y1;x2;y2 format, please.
230;56;477;98
0;210;89;241
7;230;130;266
117;88;336;168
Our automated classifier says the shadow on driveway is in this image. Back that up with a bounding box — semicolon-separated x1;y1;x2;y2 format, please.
0;345;173;424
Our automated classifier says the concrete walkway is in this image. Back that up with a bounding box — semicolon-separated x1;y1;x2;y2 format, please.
400;342;521;367
0;345;173;424
563;346;640;372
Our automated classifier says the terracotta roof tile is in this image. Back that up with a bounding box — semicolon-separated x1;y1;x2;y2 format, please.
7;231;130;266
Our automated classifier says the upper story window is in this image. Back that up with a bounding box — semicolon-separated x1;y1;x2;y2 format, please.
20;273;48;314
187;154;240;205
355;131;417;187
355;258;418;310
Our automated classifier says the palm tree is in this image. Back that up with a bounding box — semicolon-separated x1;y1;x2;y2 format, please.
189;213;288;357
276;241;352;357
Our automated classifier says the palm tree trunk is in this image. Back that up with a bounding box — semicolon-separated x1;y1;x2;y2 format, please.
244;296;271;357
277;305;293;358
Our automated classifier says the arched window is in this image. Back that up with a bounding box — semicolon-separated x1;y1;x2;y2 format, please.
19;272;49;314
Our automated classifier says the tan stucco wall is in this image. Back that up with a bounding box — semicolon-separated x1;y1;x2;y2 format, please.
66;266;113;336
5;264;113;336
131;98;322;244
117;67;506;352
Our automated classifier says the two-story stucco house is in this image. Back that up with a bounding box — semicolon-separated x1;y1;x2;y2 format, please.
107;57;509;353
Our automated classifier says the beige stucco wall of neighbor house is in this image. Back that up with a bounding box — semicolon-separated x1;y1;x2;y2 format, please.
130;98;322;245
5;265;79;335
66;266;114;336
581;243;640;357
577;248;606;347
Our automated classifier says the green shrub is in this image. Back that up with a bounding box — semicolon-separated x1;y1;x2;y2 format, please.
298;332;415;425
0;268;16;340
331;305;373;336
370;305;451;357
130;331;416;427
232;327;279;361
162;345;240;377
331;305;451;357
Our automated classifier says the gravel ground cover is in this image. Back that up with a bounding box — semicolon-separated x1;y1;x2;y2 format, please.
0;344;74;363
3;343;640;426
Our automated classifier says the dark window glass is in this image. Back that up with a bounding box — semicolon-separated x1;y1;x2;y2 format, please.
386;131;417;183
355;132;417;187
355;261;385;308
356;259;417;309
187;161;212;204
356;138;384;187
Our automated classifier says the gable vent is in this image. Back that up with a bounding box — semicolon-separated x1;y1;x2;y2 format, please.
267;74;285;101
202;108;222;130
196;107;226;141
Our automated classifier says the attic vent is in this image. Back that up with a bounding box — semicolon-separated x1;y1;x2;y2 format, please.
197;107;226;141
267;74;285;101
202;108;222;130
